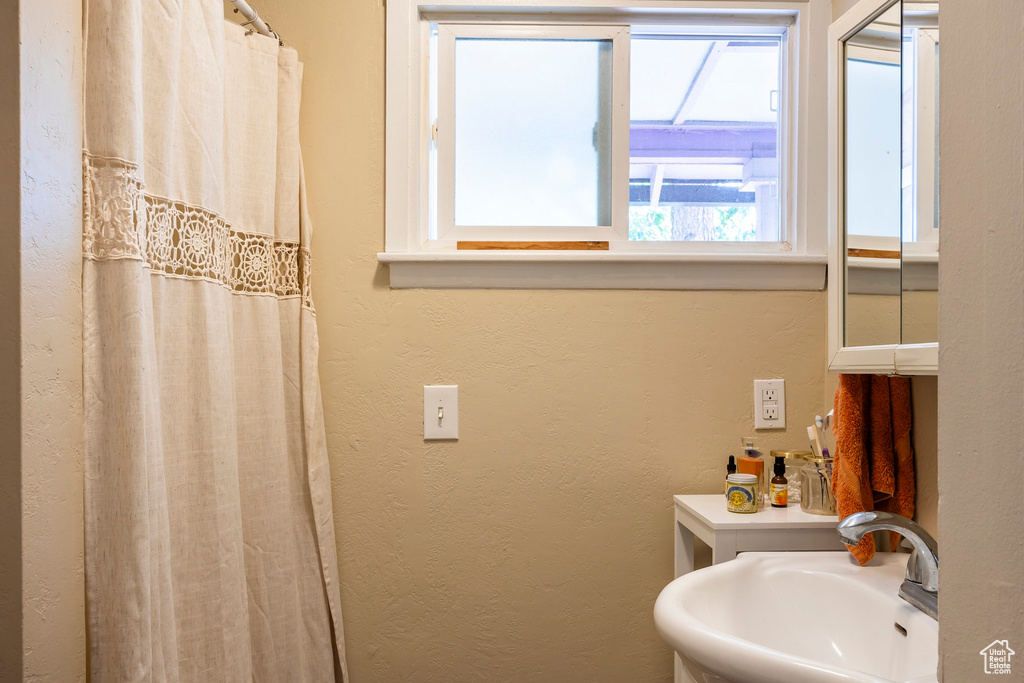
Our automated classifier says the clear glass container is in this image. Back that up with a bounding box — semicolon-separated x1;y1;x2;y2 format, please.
800;456;837;515
769;450;812;506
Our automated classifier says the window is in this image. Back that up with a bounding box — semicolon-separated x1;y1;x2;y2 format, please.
383;1;826;289
845;50;901;244
434;25;628;240
628;34;782;243
842;6;938;256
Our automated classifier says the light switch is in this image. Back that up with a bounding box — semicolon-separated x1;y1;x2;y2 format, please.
424;385;458;440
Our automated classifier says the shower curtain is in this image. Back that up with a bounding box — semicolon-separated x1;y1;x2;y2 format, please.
82;1;347;680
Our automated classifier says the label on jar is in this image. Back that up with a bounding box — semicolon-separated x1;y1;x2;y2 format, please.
727;484;757;513
771;482;788;507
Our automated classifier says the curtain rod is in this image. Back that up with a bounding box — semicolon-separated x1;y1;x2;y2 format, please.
227;0;282;44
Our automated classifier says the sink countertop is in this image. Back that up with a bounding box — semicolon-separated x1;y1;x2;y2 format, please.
675;494;839;530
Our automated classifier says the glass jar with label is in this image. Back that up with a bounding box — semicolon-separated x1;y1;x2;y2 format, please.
726;473;759;514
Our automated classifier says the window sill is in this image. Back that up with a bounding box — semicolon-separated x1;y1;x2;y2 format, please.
376;251;826;290
847;253;938;295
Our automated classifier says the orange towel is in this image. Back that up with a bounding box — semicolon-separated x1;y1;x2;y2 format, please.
832;375;915;564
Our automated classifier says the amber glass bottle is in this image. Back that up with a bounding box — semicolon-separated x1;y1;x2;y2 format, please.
770;455;788;508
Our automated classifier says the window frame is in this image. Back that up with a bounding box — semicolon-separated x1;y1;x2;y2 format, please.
382;0;828;290
622;25;790;249
434;23;631;243
902;24;939;249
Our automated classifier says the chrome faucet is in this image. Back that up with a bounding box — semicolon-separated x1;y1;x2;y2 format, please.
837;511;939;620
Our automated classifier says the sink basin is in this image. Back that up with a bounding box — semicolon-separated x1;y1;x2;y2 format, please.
654;552;938;683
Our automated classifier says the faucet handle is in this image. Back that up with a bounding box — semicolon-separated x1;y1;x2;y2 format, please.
906;547;927;585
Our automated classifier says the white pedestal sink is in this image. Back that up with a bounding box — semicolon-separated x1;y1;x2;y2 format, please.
654;552;938;683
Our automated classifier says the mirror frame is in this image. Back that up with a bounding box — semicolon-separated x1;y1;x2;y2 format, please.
827;0;938;375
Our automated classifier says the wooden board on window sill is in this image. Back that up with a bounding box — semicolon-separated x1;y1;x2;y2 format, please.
457;241;610;251
847;248;901;260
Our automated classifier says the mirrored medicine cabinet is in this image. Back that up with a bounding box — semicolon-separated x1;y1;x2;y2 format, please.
828;0;939;375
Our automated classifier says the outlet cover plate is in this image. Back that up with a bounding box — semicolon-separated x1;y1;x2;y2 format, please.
754;379;786;429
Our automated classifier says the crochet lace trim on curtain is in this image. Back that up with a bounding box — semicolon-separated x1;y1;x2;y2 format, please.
83;153;313;310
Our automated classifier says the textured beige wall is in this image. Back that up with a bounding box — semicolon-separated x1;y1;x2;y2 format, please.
19;0;87;679
246;2;844;680
910;376;937;538
903;290;939;346
832;0;859;20
938;1;1024;680
0;1;22;677
327;291;828;683
844;291;938;348
845;293;901;347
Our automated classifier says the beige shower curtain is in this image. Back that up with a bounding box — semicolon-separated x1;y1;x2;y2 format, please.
82;1;347;680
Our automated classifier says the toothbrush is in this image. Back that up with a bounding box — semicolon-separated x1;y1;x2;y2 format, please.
802;428;819;458
807;424;835;491
807;425;824;459
822;410;835;452
814;415;832;458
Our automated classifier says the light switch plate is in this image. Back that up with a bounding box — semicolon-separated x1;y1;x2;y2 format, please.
424;385;458;440
754;379;786;429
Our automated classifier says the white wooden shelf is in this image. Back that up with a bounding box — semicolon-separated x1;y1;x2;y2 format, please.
674;494;842;575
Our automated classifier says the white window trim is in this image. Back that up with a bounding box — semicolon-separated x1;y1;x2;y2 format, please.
907;26;939;246
382;0;829;290
436;24;631;243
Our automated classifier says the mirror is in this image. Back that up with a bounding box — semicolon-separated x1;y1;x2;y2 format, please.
828;0;939;374
843;2;902;348
901;3;939;345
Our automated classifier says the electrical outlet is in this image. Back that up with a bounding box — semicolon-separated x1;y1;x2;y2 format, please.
754;379;786;429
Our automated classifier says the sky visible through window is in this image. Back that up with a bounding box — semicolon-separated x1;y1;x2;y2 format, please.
453;38;611;227
628;35;781;241
845;57;901;239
